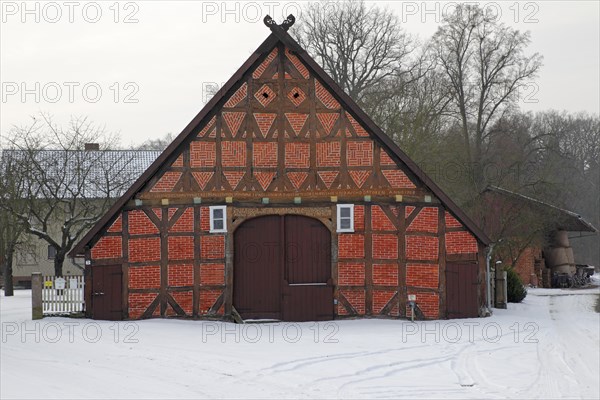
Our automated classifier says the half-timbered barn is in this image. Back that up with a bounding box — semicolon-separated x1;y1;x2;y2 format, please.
71;17;490;321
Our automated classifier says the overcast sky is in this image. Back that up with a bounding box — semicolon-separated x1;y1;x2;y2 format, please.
1;0;598;148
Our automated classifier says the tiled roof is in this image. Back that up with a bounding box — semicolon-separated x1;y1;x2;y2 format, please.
1;149;161;199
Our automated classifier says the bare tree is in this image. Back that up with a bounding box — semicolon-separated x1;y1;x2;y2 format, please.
295;0;416;104
431;4;543;190
136;132;175;151
1;114;138;276
0;152;31;296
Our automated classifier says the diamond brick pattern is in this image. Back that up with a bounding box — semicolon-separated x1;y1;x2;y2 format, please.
253;47;278;79
382;170;416;189
285;142;310;168
221;141;246;167
350;170;370;188
287;172;308;189
287;86;306;107
224;171;245;190
192;172;213;190
318;171;338;189
254;171;275;191
224;82;247;108
347;141;373;167
190;141;215;167
85;43;483;322
254;84;276;107
222;112;245;138
285;113;308;137
316;142;341;167
253;142;277;167
253;113;276;138
315;80;340;109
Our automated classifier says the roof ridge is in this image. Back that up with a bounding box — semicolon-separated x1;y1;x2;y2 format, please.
71;27;491;256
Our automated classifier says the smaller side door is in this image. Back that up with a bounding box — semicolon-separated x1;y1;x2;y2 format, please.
91;265;123;320
446;263;479;318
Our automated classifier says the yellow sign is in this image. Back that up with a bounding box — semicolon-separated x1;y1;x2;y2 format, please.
44;281;53;288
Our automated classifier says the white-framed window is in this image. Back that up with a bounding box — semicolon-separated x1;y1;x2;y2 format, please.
209;205;227;233
337;204;354;233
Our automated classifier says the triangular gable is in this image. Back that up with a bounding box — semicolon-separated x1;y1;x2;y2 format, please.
71;23;489;256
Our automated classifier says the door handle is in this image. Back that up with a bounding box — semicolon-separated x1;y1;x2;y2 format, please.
92;292;105;296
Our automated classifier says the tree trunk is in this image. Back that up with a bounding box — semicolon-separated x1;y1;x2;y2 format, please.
3;247;15;296
54;255;64;277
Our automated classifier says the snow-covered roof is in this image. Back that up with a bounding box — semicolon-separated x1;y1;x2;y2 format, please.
1;149;161;199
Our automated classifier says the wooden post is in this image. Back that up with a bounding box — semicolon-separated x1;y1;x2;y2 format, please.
32;272;43;320
495;270;507;309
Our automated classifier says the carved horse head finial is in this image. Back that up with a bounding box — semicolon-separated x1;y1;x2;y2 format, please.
263;14;295;31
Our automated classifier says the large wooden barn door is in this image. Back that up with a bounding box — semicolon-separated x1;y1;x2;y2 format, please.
446;263;479;318
233;215;332;321
282;215;332;321
233;215;282;319
91;265;123;320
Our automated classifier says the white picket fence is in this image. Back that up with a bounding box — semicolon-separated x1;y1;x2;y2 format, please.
42;275;85;315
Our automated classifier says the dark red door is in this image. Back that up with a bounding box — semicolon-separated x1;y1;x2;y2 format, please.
282;215;333;321
233;215;332;321
446;263;479;318
233;215;282;319
91;265;123;320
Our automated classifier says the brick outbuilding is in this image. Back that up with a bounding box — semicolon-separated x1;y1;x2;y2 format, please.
71;17;490;321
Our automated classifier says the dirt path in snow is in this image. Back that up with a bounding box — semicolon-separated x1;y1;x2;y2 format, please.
522;291;600;399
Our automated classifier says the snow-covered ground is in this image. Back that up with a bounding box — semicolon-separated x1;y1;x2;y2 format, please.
1;284;599;399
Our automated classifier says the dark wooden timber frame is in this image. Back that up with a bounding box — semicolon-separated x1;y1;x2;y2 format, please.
70;22;489;258
72;18;491;321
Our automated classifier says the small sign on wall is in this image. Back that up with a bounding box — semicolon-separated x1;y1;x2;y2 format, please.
54;277;66;290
